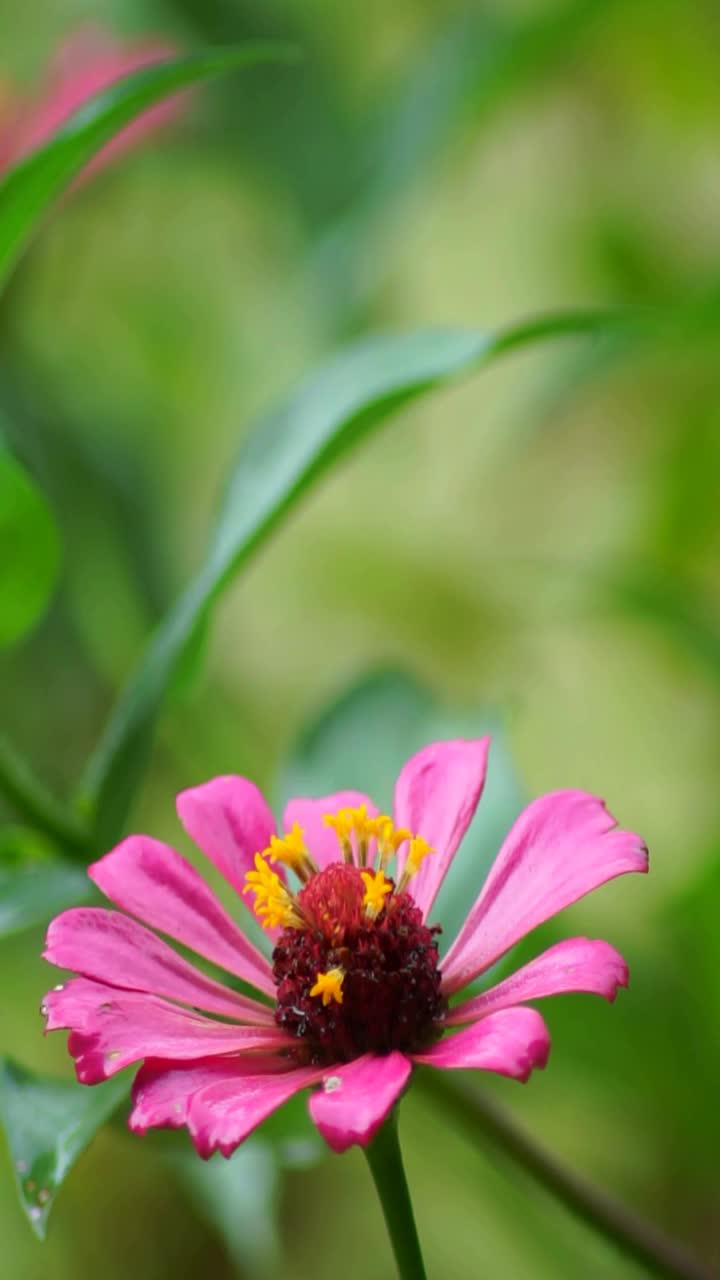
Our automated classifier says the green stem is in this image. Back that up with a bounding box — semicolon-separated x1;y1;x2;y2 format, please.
0;733;90;858
364;1109;427;1280
420;1071;713;1280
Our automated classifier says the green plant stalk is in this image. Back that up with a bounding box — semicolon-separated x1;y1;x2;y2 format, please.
420;1071;713;1280
0;733;90;858
364;1109;427;1280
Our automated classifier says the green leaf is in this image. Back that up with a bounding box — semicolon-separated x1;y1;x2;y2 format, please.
0;1059;128;1238
175;1144;281;1274
0;44;298;289
0;447;60;648
278;669;526;951
0;858;93;939
84;309;632;845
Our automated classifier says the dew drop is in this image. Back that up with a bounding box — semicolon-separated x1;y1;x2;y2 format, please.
53;984;65;992
39;1002;48;1017
26;1180;36;1193
106;1051;121;1062
38;1189;50;1205
29;1206;42;1223
323;1075;342;1094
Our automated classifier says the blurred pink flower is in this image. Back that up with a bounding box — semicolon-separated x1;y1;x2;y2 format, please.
0;26;183;176
42;739;647;1156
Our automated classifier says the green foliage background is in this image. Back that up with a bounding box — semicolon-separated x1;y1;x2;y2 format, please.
1;0;720;1276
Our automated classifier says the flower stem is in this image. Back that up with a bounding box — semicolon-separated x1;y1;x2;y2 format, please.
364;1109;427;1280
420;1071;713;1280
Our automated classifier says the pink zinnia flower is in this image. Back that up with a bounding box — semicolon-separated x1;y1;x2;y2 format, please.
42;739;647;1157
0;26;182;176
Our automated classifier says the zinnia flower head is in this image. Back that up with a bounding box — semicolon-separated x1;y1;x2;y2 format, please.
0;26;182;177
42;739;647;1156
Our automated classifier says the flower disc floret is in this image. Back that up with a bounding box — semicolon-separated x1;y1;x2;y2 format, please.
272;863;445;1064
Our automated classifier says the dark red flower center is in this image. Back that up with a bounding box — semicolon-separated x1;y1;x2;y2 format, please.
272;864;446;1064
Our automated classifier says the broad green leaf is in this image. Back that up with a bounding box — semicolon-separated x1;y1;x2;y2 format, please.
151;1091;321;1274
0;859;92;939
174;1144;281;1275
0;447;60;648
84;309;633;845
278;669;526;953
0;44;297;289
0;1059;128;1238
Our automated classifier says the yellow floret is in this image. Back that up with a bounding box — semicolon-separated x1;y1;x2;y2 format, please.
310;967;345;1006
371;815;411;869
263;822;317;880
243;853;302;930
361;868;393;919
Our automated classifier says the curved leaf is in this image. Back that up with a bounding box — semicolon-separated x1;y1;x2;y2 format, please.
0;447;60;648
83;309;641;844
0;1059;128;1238
0;44;297;289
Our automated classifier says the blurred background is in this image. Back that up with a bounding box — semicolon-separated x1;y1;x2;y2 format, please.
2;0;720;1276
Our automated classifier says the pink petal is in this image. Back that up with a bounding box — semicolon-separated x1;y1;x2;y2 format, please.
394;738;490;918
308;1052;411;1154
89;835;275;997
412;1007;550;1080
130;1054;298;1134
176;775;278;900
445;938;628;1025
44;908;273;1024
187;1063;325;1158
441;791;648;994
43;978;290;1083
283;792;379;870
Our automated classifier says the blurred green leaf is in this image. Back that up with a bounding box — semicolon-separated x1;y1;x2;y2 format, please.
0;44;298;289
84;309;628;846
0;1059;128;1239
279;669;525;952
0;859;92;938
0;734;90;858
0;446;60;648
174;1143;282;1275
170;1099;323;1278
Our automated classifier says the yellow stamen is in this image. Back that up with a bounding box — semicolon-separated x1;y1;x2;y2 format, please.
354;805;370;866
397;835;435;892
263;822;317;881
310;967;345;1006
243;853;303;930
361;868;393;919
323;805;377;865
323;810;354;863
371;815;411;870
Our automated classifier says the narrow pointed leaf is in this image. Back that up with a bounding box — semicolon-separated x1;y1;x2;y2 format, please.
83;309;640;843
0;447;60;648
0;44;297;288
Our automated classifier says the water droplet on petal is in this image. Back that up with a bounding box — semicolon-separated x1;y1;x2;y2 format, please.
53;984;65;992
323;1075;342;1094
